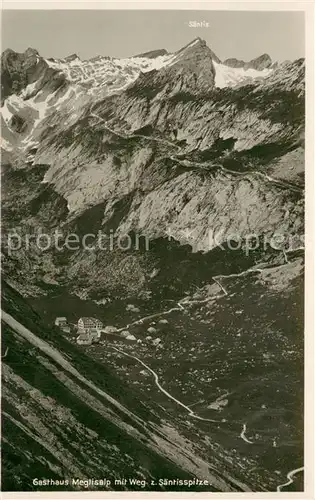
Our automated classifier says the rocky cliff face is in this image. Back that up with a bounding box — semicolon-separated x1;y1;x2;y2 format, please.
3;282;245;492
1;48;66;104
134;48;168;59
1;37;305;492
224;53;272;70
1;39;304;288
1;47;40;100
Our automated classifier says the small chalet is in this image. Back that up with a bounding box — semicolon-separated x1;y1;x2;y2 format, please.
55;317;70;333
77;332;92;345
89;327;101;343
55;317;67;327
76;328;100;345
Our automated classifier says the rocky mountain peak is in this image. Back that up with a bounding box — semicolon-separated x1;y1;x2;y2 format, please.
224;53;272;71
247;53;272;70
64;53;80;62
0;27;306;495
160;37;220;92
134;48;168;59
24;47;40;58
1;47;43;102
1;48;16;60
176;37;221;63
1;47;39;63
223;57;246;69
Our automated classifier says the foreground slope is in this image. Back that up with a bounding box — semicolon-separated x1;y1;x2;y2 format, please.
2;281;253;492
0;36;305;493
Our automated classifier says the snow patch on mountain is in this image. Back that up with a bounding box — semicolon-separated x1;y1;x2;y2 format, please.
29;93;51;127
44;53;175;91
0;80;89;156
1;100;14;123
213;61;272;88
0;137;13;151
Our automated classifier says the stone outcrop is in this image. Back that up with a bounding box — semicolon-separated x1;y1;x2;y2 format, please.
224;53;272;71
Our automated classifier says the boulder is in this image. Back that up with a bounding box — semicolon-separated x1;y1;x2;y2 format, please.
147;327;157;334
158;319;169;325
103;325;119;334
126;304;140;313
152;338;161;346
120;330;130;338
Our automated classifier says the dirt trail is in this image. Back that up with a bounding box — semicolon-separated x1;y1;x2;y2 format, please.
91;113;181;150
276;466;304;492
112;346;220;423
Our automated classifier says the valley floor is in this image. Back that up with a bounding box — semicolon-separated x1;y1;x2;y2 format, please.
27;257;304;492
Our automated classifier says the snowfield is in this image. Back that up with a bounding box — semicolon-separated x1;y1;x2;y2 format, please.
213;61;272;88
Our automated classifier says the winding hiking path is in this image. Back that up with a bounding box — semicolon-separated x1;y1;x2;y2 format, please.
91;113;303;195
114;258;303;327
181;257;304;307
167;155;303;194
1;347;9;359
109;259;304;445
240;423;254;444
114;266;264;325
181;268;264;306
2;311;242;492
276;466;304;492
115;302;185;333
111;346;220;423
91;113;181;151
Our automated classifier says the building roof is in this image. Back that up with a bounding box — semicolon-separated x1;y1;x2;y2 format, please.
78;317;103;327
56;317;67;322
77;333;90;341
120;330;130;337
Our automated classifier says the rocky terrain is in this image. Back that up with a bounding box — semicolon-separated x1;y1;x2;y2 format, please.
1;37;305;491
3;281;246;492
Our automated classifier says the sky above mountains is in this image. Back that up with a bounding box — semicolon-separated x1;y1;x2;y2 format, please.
2;10;304;62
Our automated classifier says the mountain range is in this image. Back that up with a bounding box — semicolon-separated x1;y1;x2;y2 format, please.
1;37;305;492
